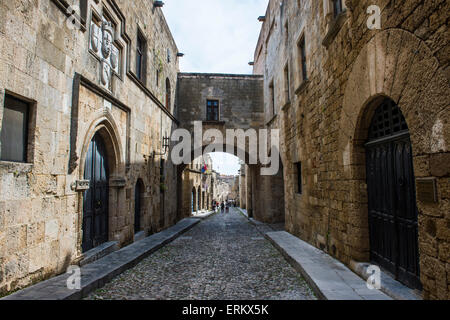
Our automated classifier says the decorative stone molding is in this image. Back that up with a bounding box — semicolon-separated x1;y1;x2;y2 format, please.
71;180;90;192
109;176;127;188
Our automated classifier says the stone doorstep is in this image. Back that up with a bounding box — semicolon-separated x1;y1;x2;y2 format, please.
79;241;120;267
1;218;201;300
134;231;146;243
265;231;392;301
349;261;423;300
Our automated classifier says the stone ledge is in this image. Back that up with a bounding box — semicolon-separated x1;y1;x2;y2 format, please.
1;218;201;300
265;231;392;300
79;241;119;267
349;261;423;300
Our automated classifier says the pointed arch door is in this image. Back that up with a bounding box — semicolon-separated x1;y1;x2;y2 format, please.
365;98;421;289
82;133;109;252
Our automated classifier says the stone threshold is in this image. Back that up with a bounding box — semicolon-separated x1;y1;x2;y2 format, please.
80;241;120;267
265;231;392;300
2;218;201;300
349;261;422;300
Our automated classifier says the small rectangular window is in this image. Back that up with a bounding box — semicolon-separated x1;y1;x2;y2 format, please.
332;0;343;19
298;36;307;82
284;65;290;102
1;94;30;163
136;30;147;82
295;162;302;194
269;81;275;116
206;100;219;121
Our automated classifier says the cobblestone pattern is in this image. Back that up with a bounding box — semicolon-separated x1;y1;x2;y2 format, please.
86;209;316;300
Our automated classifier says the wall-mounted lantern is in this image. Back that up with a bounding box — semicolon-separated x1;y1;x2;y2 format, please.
258;16;266;22
153;135;170;157
177;52;185;57
154;1;165;8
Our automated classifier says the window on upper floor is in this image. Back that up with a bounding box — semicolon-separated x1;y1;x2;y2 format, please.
298;36;307;82
332;0;343;19
206;100;219;121
0;94;33;163
284;64;290;103
136;29;147;83
269;81;275;117
165;78;171;109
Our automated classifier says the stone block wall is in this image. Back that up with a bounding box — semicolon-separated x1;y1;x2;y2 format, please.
0;0;180;295
255;0;449;299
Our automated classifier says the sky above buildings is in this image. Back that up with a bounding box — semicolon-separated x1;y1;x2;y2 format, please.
164;0;268;175
163;0;269;74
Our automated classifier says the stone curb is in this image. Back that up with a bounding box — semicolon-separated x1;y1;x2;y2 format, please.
1;218;201;300
265;231;392;300
349;261;422;300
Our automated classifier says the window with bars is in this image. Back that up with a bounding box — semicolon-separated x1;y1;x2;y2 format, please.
206;100;219;121
1;94;30;163
368;98;409;140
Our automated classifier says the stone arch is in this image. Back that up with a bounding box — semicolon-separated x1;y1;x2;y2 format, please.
77;111;126;253
338;28;449;283
79;111;125;179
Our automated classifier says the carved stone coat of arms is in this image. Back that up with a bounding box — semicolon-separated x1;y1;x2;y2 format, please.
89;19;120;90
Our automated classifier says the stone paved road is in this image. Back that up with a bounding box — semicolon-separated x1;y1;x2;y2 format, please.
86;208;317;300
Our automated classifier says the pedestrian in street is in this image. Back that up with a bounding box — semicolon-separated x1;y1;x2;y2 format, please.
221;202;224;213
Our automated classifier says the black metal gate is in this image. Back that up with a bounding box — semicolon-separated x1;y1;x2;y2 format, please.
82;133;109;252
365;98;421;290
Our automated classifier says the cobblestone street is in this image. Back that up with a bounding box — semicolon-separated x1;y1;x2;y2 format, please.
86;209;316;300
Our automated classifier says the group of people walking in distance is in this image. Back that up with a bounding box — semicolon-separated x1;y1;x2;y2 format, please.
212;200;236;213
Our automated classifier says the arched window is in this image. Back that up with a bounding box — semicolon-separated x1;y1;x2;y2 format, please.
165;78;171;109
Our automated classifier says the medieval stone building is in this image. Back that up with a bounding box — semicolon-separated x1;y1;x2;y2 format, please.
181;153;216;215
253;0;449;299
0;0;180;294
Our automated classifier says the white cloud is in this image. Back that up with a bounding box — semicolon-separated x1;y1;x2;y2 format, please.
163;0;269;74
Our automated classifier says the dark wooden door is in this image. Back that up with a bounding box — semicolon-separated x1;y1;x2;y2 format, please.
82;133;109;252
135;181;142;233
365;98;421;289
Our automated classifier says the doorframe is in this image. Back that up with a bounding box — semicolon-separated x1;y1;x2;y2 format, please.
77;114;124;257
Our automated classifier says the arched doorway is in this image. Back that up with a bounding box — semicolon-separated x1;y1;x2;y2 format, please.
365;98;421;289
82;132;110;252
135;179;144;234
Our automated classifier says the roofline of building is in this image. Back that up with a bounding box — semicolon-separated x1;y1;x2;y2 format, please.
178;72;264;80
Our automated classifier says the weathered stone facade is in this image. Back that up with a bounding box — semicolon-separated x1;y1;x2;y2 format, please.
254;0;449;299
0;0;180;295
181;154;216;216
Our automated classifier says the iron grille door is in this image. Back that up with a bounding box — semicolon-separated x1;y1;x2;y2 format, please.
365;99;421;290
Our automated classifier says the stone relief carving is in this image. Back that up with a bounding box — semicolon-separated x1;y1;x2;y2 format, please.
90;18;121;90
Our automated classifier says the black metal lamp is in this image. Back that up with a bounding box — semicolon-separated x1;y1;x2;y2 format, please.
154;1;164;8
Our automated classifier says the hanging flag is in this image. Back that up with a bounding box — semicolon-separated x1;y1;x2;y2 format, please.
202;164;207;173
